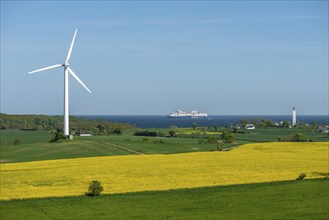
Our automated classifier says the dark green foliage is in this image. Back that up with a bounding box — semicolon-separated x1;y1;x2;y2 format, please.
278;133;308;142
297;173;307;180
13;139;21;145
221;130;235;143
85;180;104;197
199;137;219;144
168;130;176;137
142;137;150;142
191;122;198;130
291;133;308;142
134;130;158;137
282;120;290;128
158;132;166;137
112;128;123;135
50;130;67;142
0;114;133;133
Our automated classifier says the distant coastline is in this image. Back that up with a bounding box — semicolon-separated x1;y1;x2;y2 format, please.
76;115;329;128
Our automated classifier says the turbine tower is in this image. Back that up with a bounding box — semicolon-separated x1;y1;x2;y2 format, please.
29;28;91;136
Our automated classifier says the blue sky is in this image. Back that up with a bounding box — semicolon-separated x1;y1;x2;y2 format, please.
1;1;328;115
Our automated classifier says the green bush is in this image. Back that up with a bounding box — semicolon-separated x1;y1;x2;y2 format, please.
291;133;308;142
169;130;176;137
221;130;235;143
278;133;309;142
296;173;306;180
13;139;21;145
86;180;104;197
50;130;67;142
134;130;158;137
142;137;150;142
112;128;123;135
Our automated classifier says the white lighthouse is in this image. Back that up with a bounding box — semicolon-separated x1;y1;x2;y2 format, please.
292;107;297;126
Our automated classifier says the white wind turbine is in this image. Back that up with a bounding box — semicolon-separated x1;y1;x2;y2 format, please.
29;28;91;136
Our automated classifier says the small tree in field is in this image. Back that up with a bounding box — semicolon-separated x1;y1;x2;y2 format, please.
221;130;235;143
291;133;308;142
191;122;198;130
86;180;104;197
169;130;176;137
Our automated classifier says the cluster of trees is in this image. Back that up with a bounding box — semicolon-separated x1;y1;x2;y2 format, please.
277;133;309;142
0;114;134;135
134;130;170;137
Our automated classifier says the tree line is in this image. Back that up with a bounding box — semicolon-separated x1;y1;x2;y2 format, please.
0;114;134;134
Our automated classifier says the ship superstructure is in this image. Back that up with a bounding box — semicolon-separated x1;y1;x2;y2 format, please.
168;110;208;118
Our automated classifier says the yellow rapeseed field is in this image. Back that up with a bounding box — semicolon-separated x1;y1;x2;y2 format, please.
1;142;328;200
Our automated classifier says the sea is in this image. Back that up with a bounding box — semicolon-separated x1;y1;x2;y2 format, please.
77;115;329;128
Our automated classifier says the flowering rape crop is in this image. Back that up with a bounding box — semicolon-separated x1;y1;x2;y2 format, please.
1;142;328;200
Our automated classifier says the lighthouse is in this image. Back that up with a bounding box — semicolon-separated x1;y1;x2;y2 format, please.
292;107;297;126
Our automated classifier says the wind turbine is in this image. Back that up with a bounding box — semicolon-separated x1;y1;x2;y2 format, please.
29;28;91;137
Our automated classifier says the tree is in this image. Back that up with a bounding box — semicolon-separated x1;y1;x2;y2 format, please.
86;180;104;197
240;119;248;128
169;130;176;137
112;128;122;135
291;133;308;142
50;129;67;142
282;121;290;128
13;139;21;145
191;122;198;130
221;130;235;143
213;125;219;131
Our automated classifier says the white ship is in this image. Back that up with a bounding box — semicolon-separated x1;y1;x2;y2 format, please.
168;110;208;118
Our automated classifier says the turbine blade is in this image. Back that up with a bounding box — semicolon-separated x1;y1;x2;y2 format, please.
28;64;62;74
65;28;78;63
68;67;91;93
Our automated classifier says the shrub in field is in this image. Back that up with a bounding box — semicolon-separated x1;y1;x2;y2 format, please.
296;173;306;180
278;133;308;142
291;133;308;142
221;130;235;143
13;139;21;145
158;132;166;137
86;180;104;197
154;139;165;144
142;137;150;142
191;122;198;130
169;130;176;137
134;130;158;137
50;130;67;142
112;128;123;135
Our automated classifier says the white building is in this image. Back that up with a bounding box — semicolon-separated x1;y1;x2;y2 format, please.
245;124;255;129
292;107;297;126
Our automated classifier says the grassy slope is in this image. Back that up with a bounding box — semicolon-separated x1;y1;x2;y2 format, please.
1;128;328;163
1;179;328;220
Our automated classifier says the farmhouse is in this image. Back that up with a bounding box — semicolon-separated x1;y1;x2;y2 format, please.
317;126;329;133
245;124;255;130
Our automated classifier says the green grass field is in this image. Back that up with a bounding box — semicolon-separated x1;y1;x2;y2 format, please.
1;128;328;219
1;128;328;163
1;179;328;220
